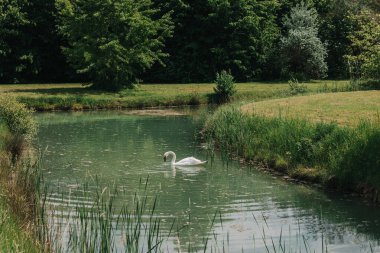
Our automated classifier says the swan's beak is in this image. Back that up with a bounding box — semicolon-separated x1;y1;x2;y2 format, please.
163;155;167;162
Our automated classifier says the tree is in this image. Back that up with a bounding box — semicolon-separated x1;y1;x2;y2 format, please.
0;0;30;83
145;0;280;83
280;2;327;80
56;0;173;90
346;9;380;80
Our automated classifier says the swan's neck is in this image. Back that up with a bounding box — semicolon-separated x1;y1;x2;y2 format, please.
168;151;176;164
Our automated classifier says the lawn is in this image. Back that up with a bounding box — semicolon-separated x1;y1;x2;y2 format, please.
0;80;350;110
241;90;380;127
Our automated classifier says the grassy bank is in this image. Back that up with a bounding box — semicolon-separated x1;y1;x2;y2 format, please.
0;96;40;252
242;91;380;127
0;80;350;110
203;100;380;201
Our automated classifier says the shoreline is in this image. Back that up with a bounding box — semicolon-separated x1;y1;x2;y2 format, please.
202;105;380;203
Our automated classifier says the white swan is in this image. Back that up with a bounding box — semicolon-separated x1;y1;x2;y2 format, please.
163;151;207;166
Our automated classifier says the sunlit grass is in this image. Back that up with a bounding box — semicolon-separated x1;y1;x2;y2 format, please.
241;91;380;127
0;192;40;253
0;80;350;110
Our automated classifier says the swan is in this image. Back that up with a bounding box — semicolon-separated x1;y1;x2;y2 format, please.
163;151;207;166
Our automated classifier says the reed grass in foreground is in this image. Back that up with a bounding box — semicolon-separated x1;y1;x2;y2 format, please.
0;80;350;110
39;177;331;253
241;91;380;127
203;106;380;200
0;188;40;253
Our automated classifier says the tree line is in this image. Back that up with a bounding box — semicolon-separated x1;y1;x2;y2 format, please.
1;0;379;90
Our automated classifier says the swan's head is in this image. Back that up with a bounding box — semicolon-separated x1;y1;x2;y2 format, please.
163;151;174;162
163;151;169;162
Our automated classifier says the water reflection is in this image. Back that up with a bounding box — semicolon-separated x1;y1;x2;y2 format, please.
36;111;380;253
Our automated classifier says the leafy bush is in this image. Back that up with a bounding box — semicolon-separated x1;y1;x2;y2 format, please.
213;70;236;103
0;96;37;140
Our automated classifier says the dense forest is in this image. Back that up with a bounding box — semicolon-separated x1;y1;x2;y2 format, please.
0;0;379;90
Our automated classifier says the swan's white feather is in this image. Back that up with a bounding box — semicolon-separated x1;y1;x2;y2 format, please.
163;151;207;166
174;157;207;166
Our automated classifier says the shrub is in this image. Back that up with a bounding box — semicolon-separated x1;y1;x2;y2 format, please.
213;70;236;103
0;96;37;163
0;96;37;140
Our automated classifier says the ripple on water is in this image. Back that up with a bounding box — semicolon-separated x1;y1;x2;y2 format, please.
35;112;380;253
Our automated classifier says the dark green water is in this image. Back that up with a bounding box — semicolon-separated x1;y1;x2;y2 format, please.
36;110;380;253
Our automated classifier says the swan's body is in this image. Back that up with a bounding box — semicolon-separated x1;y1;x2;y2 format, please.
163;151;207;166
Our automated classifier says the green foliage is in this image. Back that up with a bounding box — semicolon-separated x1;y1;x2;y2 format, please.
0;95;37;140
146;0;280;82
203;105;380;191
56;0;173;90
0;0;73;83
213;70;236;103
346;9;380;81
0;0;30;83
0;0;379;84
280;2;328;80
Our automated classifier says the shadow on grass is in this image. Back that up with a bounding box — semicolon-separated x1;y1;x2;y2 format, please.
10;87;108;95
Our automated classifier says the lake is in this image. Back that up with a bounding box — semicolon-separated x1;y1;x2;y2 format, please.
36;110;380;252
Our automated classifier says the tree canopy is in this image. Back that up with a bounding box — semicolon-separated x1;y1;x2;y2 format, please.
56;0;173;90
0;0;379;87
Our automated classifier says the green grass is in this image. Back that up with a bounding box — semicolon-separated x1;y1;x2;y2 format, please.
0;80;350;110
0;191;40;253
0;149;42;253
203;105;380;199
242;91;380;127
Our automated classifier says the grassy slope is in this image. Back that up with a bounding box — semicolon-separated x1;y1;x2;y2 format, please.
241;91;380;127
0;80;350;110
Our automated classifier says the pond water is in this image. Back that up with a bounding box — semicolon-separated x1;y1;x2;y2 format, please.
36;110;380;253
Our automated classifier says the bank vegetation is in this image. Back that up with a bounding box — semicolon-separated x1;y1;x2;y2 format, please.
203;91;380;201
0;96;41;252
